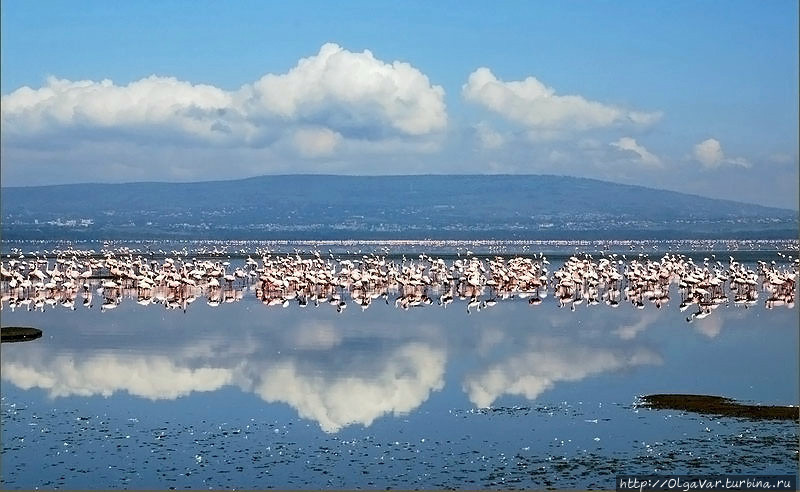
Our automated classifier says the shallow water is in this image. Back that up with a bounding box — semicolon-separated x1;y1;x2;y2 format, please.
3;237;798;259
1;252;798;489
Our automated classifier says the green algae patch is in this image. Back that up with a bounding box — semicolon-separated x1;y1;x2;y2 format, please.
641;394;798;420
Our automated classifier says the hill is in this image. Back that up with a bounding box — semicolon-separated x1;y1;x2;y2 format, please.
1;175;797;239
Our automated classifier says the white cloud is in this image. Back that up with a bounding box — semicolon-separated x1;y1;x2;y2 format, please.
1;354;233;399
1;43;447;157
692;138;751;169
246;343;445;433
474;121;505;149
2;76;248;143
628;111;663;126
1;322;446;433
463;336;661;408
693;139;724;167
462;67;661;135
610;137;662;167
291;127;342;158
239;43;446;136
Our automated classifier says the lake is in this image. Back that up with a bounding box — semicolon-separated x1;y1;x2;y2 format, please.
1;240;798;489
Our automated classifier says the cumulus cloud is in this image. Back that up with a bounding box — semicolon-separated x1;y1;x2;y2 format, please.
245;343;445;432
1;321;446;433
1;353;233;399
462;67;661;136
692;138;751;169
473;121;506;149
1;43;447;158
610;137;662;167
239;43;446;136
291;127;343;158
2;76;247;144
463;336;661;408
693;139;724;167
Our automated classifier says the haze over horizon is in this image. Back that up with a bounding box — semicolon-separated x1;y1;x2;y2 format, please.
1;1;798;209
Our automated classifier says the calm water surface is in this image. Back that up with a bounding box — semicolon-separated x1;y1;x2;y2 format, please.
1;251;798;489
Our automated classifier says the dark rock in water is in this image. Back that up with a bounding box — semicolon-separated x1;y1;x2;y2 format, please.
1;326;43;343
640;394;799;420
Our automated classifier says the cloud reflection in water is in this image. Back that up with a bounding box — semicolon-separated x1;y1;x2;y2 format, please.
463;334;662;408
6;303;743;430
2;353;234;399
240;342;445;432
1;316;446;433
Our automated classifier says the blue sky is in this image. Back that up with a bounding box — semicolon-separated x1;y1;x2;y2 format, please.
1;1;798;208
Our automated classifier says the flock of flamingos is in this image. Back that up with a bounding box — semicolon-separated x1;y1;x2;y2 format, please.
1;247;797;320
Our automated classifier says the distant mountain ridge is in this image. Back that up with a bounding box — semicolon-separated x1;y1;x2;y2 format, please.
2;174;797;240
